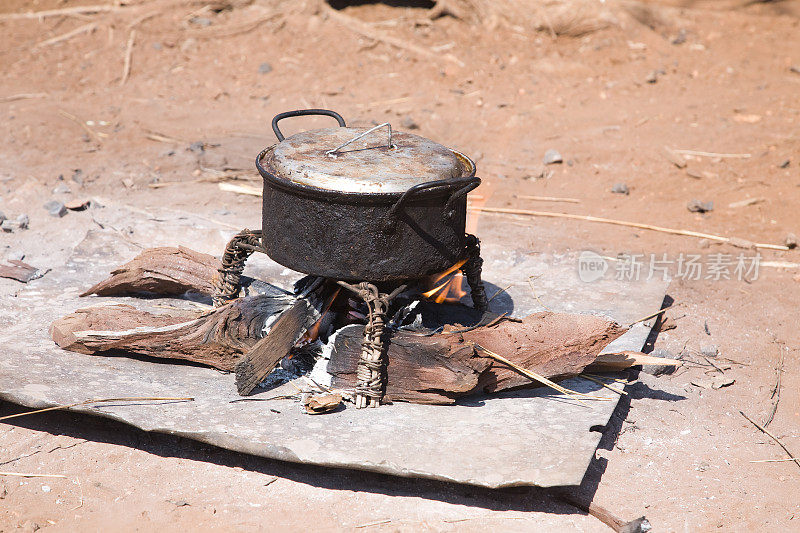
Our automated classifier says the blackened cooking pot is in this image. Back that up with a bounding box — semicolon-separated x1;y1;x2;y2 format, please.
255;109;480;282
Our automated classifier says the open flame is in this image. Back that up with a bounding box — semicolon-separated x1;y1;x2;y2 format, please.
301;287;341;344
422;258;468;304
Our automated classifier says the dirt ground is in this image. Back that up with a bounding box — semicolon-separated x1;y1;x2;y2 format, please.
1;0;800;531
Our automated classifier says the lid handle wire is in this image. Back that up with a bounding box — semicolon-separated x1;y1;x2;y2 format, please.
326;122;394;158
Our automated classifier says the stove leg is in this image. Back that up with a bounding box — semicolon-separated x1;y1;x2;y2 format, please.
213;229;263;307
337;281;406;408
462;234;488;312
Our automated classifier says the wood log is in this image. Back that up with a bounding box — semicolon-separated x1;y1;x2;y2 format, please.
328;325;492;405
81;246;221;297
50;295;293;371
329;313;625;404
462;312;626;392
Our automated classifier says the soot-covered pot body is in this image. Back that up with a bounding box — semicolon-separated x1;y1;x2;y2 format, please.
256;109;480;282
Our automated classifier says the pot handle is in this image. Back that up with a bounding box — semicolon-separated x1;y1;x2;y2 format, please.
385;176;481;228
271;109;347;141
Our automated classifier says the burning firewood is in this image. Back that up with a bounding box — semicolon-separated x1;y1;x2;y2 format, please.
234;298;318;395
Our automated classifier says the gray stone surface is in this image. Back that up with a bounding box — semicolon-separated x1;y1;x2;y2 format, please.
0;216;668;489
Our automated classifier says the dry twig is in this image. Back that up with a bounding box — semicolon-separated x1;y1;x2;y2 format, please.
323;4;463;66
486;283;513;304
517;195;581;204
35;23;97;48
673;150;751;159
764;347;785;428
0;472;67;478
120;30;136;86
186;12;281;40
628;306;672;327
469;206;791;251
0;397;194;422
740;411;800;471
0;93;47;103
0;5;116;20
474;344;610;401
145;131;185;144
580;374;628;396
218;182;261;196
58;109;106;143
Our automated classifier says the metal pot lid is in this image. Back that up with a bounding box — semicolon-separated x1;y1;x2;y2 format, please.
267;124;467;194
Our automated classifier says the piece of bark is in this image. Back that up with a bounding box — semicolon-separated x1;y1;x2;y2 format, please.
463;313;626;393
586;351;683;372
0;260;42;283
51;295;293;371
329;312;623;404
235;298;317;395
304;393;343;415
81;246;221;297
328;325;492;405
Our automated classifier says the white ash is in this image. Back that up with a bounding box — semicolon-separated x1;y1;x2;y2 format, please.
308;325;357;388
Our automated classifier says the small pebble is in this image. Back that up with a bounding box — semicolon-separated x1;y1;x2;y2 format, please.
642;348;676;376
180;38;197;53
401;116;419;130
700;345;718;358
1;220;14;232
611;183;629;195
543;149;563;165
698;238;710;249
121;178;135;189
779;159;790;169
71;169;83;185
52;183;71;195
671;29;687;45
785;233;798;249
645;70;659;84
189;16;212;27
687;199;714;213
188;141;205;153
790;65;800;75
43;200;67;218
20;521;40;533
16;214;29;229
41;485;51;493
258;62;273;75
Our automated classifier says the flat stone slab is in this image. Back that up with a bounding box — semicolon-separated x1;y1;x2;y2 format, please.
0;214;668;489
